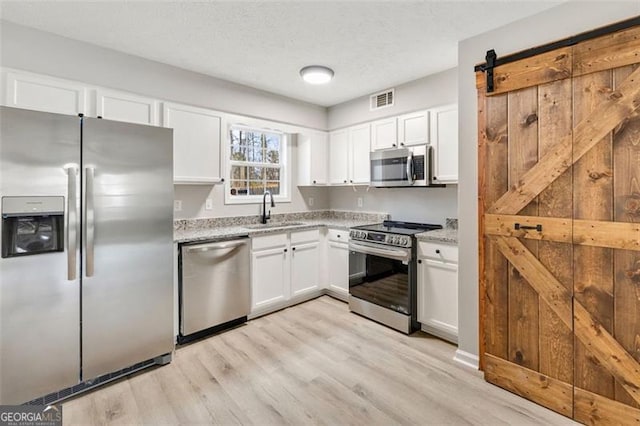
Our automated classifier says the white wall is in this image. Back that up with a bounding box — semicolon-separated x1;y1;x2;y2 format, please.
0;21;326;130
457;2;640;360
328;68;457;130
330;186;457;225
327;67;459;227
1;20;332;218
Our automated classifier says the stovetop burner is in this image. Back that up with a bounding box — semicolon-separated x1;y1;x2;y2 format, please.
350;220;442;248
352;220;442;236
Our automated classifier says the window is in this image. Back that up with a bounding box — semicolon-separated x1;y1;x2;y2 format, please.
226;126;289;203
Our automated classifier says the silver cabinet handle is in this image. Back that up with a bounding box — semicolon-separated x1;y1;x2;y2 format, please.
85;166;95;277
186;240;247;253
65;165;79;281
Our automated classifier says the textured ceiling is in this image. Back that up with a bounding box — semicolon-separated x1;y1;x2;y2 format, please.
0;1;564;107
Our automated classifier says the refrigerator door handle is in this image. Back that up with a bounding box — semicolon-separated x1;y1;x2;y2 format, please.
65;165;79;281
85;166;95;277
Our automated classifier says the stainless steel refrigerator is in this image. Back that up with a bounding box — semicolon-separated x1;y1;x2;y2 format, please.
0;106;174;405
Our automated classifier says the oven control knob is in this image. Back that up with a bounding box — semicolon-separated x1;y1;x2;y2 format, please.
402;237;410;246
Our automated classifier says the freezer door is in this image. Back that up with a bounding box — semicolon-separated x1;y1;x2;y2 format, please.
81;118;174;380
0;106;81;404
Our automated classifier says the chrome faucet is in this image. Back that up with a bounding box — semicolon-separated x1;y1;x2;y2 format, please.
261;191;275;224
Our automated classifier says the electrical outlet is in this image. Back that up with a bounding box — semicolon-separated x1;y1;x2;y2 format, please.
205;199;213;210
308;197;314;207
357;197;363;207
174;200;182;212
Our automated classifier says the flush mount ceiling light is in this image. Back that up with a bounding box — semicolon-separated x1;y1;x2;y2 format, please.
299;65;334;84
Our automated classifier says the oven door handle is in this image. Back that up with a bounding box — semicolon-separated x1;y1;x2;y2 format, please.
349;241;410;262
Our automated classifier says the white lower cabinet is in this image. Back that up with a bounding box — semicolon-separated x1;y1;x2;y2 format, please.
417;241;458;343
326;228;349;299
250;229;320;316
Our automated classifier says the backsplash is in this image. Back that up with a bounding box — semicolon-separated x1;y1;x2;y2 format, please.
445;218;458;230
174;209;389;231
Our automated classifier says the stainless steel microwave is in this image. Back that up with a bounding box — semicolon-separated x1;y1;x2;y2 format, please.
370;145;433;187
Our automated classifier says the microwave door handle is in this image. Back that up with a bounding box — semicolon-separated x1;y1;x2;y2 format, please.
406;152;414;184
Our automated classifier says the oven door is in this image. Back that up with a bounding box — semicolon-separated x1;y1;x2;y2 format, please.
348;240;412;314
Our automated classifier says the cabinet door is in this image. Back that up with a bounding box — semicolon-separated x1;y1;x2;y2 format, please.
291;241;320;296
398;110;429;146
349;123;371;184
430;105;458;184
163;102;222;184
329;129;349;184
297;131;328;185
96;89;159;125
371;117;397;151
4;71;87;115
327;241;349;295
251;246;289;311
417;258;458;342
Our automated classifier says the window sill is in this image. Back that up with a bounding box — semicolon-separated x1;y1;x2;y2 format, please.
224;195;291;205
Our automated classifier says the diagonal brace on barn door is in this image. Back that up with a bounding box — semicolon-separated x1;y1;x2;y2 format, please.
488;65;640;216
492;235;640;406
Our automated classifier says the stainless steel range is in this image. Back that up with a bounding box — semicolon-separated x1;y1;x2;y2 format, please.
348;220;442;334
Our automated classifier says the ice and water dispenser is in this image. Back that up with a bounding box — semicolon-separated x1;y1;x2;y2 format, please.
1;196;65;258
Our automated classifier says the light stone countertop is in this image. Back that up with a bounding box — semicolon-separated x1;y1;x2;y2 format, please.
174;218;381;243
174;210;389;243
416;228;458;244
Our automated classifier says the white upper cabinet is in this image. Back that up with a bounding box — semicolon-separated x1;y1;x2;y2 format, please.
96;89;159;126
4;71;87;116
163;102;222;184
398;110;429;147
297;131;328;186
371;117;397;151
349;123;371;184
329;129;350;184
329;124;370;185
429;104;458;184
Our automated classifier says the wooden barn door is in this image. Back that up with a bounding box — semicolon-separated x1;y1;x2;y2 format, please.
478;23;640;424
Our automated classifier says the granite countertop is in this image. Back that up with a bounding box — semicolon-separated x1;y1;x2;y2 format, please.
416;228;458;244
416;218;458;244
174;210;389;243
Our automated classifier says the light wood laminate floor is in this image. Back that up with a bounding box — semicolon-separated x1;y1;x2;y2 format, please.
63;296;577;425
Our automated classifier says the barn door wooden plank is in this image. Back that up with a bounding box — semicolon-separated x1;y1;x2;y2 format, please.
494;235;640;407
489;65;640;216
484;214;572;243
492;237;572;328
476;47;572;95
484;354;573;417
574;25;640;77
507;86;539;370
573;219;640;251
573;302;640;406
612;63;640;409
573;69;615;400
574;387;640;425
479;90;509;363
537;78;573;384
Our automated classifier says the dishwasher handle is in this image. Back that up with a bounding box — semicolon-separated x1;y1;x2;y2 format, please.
186;240;248;254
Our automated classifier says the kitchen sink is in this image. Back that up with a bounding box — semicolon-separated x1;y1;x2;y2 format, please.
244;221;306;229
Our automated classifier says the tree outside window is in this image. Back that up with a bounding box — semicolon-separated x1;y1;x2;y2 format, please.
228;127;284;200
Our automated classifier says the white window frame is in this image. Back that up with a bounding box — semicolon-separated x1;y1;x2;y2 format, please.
224;124;291;205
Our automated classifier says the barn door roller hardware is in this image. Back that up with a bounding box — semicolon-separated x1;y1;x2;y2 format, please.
473;15;640;94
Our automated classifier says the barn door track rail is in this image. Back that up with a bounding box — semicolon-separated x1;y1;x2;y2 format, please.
475;15;640;93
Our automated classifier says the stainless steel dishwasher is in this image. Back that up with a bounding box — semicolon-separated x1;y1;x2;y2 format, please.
178;237;250;344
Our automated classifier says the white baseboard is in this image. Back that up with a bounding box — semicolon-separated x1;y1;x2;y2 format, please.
454;349;479;370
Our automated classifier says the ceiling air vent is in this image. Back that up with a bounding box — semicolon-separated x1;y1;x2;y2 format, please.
370;89;394;111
